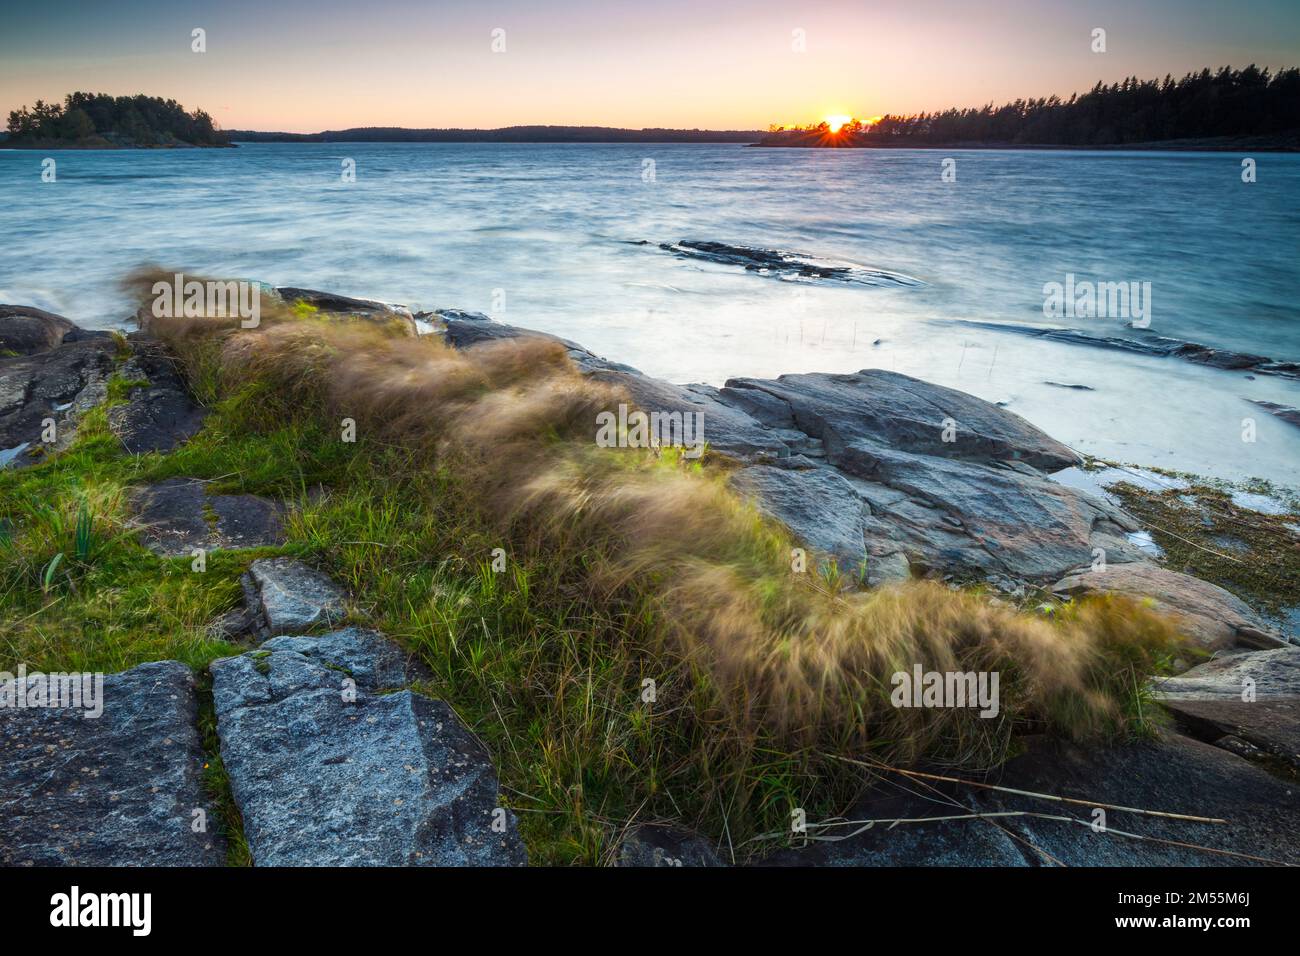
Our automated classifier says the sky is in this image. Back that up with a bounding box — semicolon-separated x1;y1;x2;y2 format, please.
2;0;1299;132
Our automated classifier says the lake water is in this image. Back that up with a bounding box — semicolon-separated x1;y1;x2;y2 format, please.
2;142;1297;486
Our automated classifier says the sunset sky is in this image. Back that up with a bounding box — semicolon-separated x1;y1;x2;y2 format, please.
3;0;1299;132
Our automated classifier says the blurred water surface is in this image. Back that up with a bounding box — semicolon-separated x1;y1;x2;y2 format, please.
2;143;1297;484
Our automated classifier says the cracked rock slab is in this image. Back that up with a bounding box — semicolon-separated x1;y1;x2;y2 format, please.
210;635;526;866
1156;647;1300;771
0;660;225;866
130;478;286;556
843;445;1149;579
259;626;429;689
241;557;347;636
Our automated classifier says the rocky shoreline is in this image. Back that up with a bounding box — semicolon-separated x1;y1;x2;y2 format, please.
2;294;1297;867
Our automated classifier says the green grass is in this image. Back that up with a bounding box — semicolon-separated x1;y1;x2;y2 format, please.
106;376;150;403
0;383;264;863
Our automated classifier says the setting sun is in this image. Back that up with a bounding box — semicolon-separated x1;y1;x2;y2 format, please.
825;114;852;133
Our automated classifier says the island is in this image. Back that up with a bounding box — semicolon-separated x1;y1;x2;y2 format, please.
4;92;232;148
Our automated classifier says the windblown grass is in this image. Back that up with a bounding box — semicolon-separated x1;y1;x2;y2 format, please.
0;271;1187;863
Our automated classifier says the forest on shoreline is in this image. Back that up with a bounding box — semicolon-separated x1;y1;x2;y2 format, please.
760;66;1300;148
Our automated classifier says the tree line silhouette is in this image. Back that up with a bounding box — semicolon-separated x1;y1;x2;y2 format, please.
762;66;1300;147
5;92;229;147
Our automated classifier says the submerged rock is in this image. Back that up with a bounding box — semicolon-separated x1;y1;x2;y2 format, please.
241;557;348;637
958;319;1300;380
1248;399;1300;429
0;660;225;866
211;629;525;866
